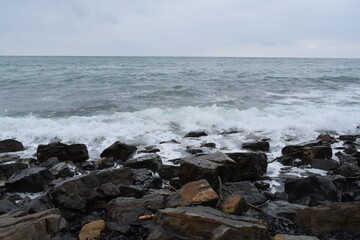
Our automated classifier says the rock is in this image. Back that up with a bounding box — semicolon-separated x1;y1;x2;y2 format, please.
185;147;204;155
329;175;360;202
261;200;306;220
133;168;162;190
39;157;59;168
332;162;360;177
281;144;332;165
159;165;179;179
124;154;162;172
285;176;339;205
317;134;336;143
0;208;60;240
169;177;182;190
0;139;24;153
79;220;106;240
183;131;208;138
295;201;360;234
147;206;268;240
242;141;270;151
166;179;218;208
0;199;18;214
94;157;114;169
0;154;21;164
37;142;89;163
255;182;270;190
339;135;358;141
310;158;339;171
80;161;95;171
22;194;55;214
138;145;160;154
50;162;73;179
179;152;267;188
218;194;248;215
118;184;145;198
5;167;54;193
277;156;295;166
97;182;121;198
100;141;136;161
221;182;267;205
272;234;319;240
106;221;132;234
201;142;216;148
0;163;28;180
159;139;180;144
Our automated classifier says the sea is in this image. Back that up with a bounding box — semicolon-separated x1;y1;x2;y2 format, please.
1;56;360;169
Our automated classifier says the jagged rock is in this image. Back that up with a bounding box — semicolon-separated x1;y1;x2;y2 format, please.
37;142;89;163
159;165;179;179
118;184;145;198
0;139;24;153
179;152;267;188
272;234;319;240
221;182;267;205
39;157;59;168
201;142;216;148
310;158;339;171
0;199;18;215
218;194;248;215
5;167;54;193
100;141;136;161
0;163;28;180
183;131;208;138
285;176;339;205
339;135;358;141
332;162;360;177
281;143;332;165
0;208;60;240
50;162;73;179
147;206;268;240
133;168;163;190
79;220;106;240
261;200;306;220
166;179;218;208
124;154;162;172
242;141;270;151
94;157;114;169
295;201;360;234
21;194;55;214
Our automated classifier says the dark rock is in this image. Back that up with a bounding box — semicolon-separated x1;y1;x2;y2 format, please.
332;162;360;178
118;184;145;198
0;139;24;153
124;154;162;172
183;131;208;138
98;182;120;198
295;201;360;234
335;151;358;164
133;169;162;190
159;165;179;179
242;141;270;152
147;206;268;240
316;134;336;143
218;194;248;215
343;146;358;155
39;157;59;168
50;162;73;179
277;156;295;166
107;221;132;234
185;146;204;155
159;139;180;144
329;175;360;202
221;181;267;205
22;194;55;214
169;177;182;190
261;200;306;220
0;208;60;240
100;141;136;161
255;182;270;191
138;145;160;154
339;135;358;141
310;158;339;171
80;161;95;171
5;167;54;193
0;154;21;164
282;144;332;165
37;142;89;163
0;199;18;214
201;142;216;148
0;163;28;180
273;234;319;240
94;157;115;169
166;179;218;208
285;176;339;205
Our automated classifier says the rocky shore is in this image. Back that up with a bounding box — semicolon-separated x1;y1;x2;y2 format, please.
0;132;359;240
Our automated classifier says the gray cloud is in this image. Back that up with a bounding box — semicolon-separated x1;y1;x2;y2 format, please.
0;0;359;57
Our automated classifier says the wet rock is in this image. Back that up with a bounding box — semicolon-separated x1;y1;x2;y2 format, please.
0;162;28;180
285;176;339;205
106;221;132;234
118;184;145;198
159;165;179;179
79;219;106;240
5;167;54;193
39;157;59;168
166;179;218;208
185;147;204;155
183;131;208;138
0;199;18;214
282;144;332;165
94;157;115;169
339;135;358;141
124;153;162;172
218;194;248;215
272;234;319;240
332;162;360;178
37;142;89;163
261;200;306;220
295;201;360;234
221;181;267;205
21;194;55;214
310;158;339;171
159;139;180;144
242;141;270;152
100;141;136;161
0;154;21;164
316;134;336;143
0;139;24;153
133;168;162;190
277;156;295;166
255;182;270;191
50;162;73;179
201;142;216;148
329;175;360;201
169;177;181;190
148;206;268;240
80;161;95;171
226;152;268;180
0;208;60;240
138;145;160;154
97;182;121;198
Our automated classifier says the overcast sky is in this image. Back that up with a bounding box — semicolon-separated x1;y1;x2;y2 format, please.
0;0;359;57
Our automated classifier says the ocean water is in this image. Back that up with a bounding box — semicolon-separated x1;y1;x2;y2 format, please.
1;56;360;163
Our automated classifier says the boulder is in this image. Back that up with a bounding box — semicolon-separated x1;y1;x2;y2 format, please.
281;144;332;165
94;157;115;169
295;201;360;234
0;163;28;180
339;135;358;141
37;142;89;163
159;165;179;179
98;182;121;198
0;208;60;240
39;157;59;168
242;141;270;152
0;199;18;215
226;152;268;180
221;181;267;205
218;194;248;215
261;201;306;220
0;154;21;164
201;142;216;148
79;220;106;240
124;154;162;172
166;179;219;208
118;184;145;198
132;168;163;190
285;176;339;205
310;158;339;171
183;131;207;138
49;162;73;179
21;194;55;214
100;141;136;161
5;167;54;193
316;134;336;143
0;139;24;153
332;162;360;178
272;234;319;240
147;206;268;240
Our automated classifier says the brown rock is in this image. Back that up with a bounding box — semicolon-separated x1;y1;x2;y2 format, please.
79;220;106;240
295;201;360;234
218;194;248;215
272;234;319;240
166;179;219;208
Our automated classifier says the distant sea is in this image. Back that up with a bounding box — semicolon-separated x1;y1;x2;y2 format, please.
0;56;359;161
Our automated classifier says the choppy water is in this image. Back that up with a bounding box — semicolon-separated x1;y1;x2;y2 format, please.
1;56;360;161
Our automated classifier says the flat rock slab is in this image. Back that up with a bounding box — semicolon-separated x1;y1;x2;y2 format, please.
295;201;360;234
148;206;268;240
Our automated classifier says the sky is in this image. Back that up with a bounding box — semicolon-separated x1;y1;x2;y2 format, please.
0;0;359;58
